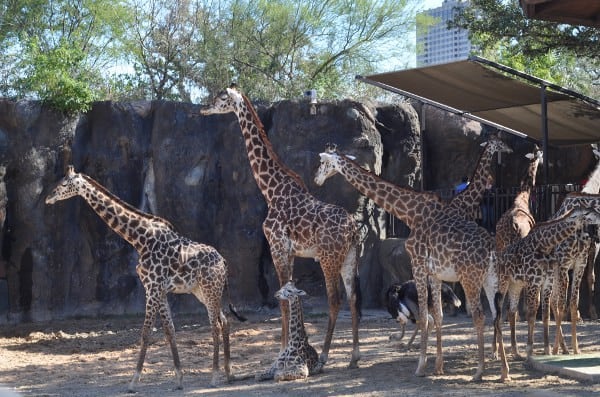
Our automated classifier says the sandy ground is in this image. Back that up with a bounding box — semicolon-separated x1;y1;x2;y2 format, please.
0;305;599;397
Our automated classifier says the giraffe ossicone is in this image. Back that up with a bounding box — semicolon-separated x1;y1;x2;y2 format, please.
45;166;246;392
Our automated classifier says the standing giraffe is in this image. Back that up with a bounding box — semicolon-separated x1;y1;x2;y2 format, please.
256;281;324;381
447;135;512;222
45;166;246;392
494;206;600;381
548;191;600;355
200;86;361;368
492;147;542;358
315;145;498;381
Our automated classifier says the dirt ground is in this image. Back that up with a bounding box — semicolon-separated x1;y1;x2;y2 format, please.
1;304;599;397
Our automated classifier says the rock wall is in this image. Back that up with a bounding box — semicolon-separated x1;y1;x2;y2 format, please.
0;98;595;323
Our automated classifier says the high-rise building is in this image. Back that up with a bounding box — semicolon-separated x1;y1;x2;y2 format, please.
416;0;472;66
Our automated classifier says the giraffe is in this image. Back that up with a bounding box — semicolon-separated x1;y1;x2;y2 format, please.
495;146;542;252
256;281;324;381
492;146;542;358
547;191;600;356
314;145;498;381
45;166;246;392
447;134;512;222
494;206;600;381
200;86;361;368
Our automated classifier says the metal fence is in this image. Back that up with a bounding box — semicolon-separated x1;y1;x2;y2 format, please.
386;184;582;238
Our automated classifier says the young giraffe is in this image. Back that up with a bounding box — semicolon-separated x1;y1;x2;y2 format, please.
493;146;542;359
315;145;498;381
494;206;600;381
200;86;361;368
256;281;324;381
547;191;600;356
447;134;512;222
45;166;246;392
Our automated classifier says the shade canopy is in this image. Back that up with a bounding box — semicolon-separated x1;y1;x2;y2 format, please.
358;57;600;147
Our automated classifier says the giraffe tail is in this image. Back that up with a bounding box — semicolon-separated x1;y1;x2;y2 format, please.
224;278;247;322
354;275;362;321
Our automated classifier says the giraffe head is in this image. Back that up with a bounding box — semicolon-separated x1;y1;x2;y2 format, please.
314;144;355;186
45;165;84;205
525;145;543;164
480;134;512;156
275;281;307;302
200;85;243;116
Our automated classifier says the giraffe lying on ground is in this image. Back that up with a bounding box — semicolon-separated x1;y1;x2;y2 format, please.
494;206;600;381
201;86;361;369
386;280;461;348
256;281;324;381
45;166;246;392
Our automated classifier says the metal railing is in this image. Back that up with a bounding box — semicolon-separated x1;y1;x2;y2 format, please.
386;184;582;238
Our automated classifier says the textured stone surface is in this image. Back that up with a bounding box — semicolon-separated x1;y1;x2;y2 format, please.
0;97;594;323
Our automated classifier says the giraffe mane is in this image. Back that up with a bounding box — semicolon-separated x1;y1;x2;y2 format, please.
81;174;176;230
240;93;308;191
337;150;443;202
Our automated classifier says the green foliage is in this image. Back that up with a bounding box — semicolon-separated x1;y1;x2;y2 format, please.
450;0;599;99
20;38;97;114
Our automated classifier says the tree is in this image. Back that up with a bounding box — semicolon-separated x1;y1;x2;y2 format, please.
124;0;418;102
0;0;133;113
449;0;599;99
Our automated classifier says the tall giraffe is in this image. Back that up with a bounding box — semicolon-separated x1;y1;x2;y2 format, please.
448;134;512;222
548;191;600;355
492;147;542;358
495;146;542;252
200;86;361;368
315;145;498;381
45;166;246;392
494;206;600;381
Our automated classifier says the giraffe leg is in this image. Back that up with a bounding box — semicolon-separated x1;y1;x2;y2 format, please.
320;263;342;366
128;296;158;393
220;311;232;382
508;288;523;360
525;286;541;359
464;284;485;381
429;278;444;376
541;283;551;356
407;324;419;348
552;268;569;355
158;296;183;390
340;249;361;368
586;242;599;320
570;266;586;354
413;270;429;377
493;292;510;382
207;308;224;387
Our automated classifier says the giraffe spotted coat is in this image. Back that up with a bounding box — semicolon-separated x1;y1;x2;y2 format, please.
257;282;323;381
45;166;245;392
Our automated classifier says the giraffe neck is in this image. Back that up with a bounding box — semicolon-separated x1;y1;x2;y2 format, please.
552;193;600;219
234;95;307;204
529;213;583;249
288;295;308;342
336;157;442;227
448;145;495;217
582;161;600;194
78;175;172;251
519;157;540;193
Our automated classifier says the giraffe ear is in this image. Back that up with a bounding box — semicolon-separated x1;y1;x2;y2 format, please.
480;141;488;148
319;152;334;161
525;153;534;160
594;149;600;159
344;155;357;161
